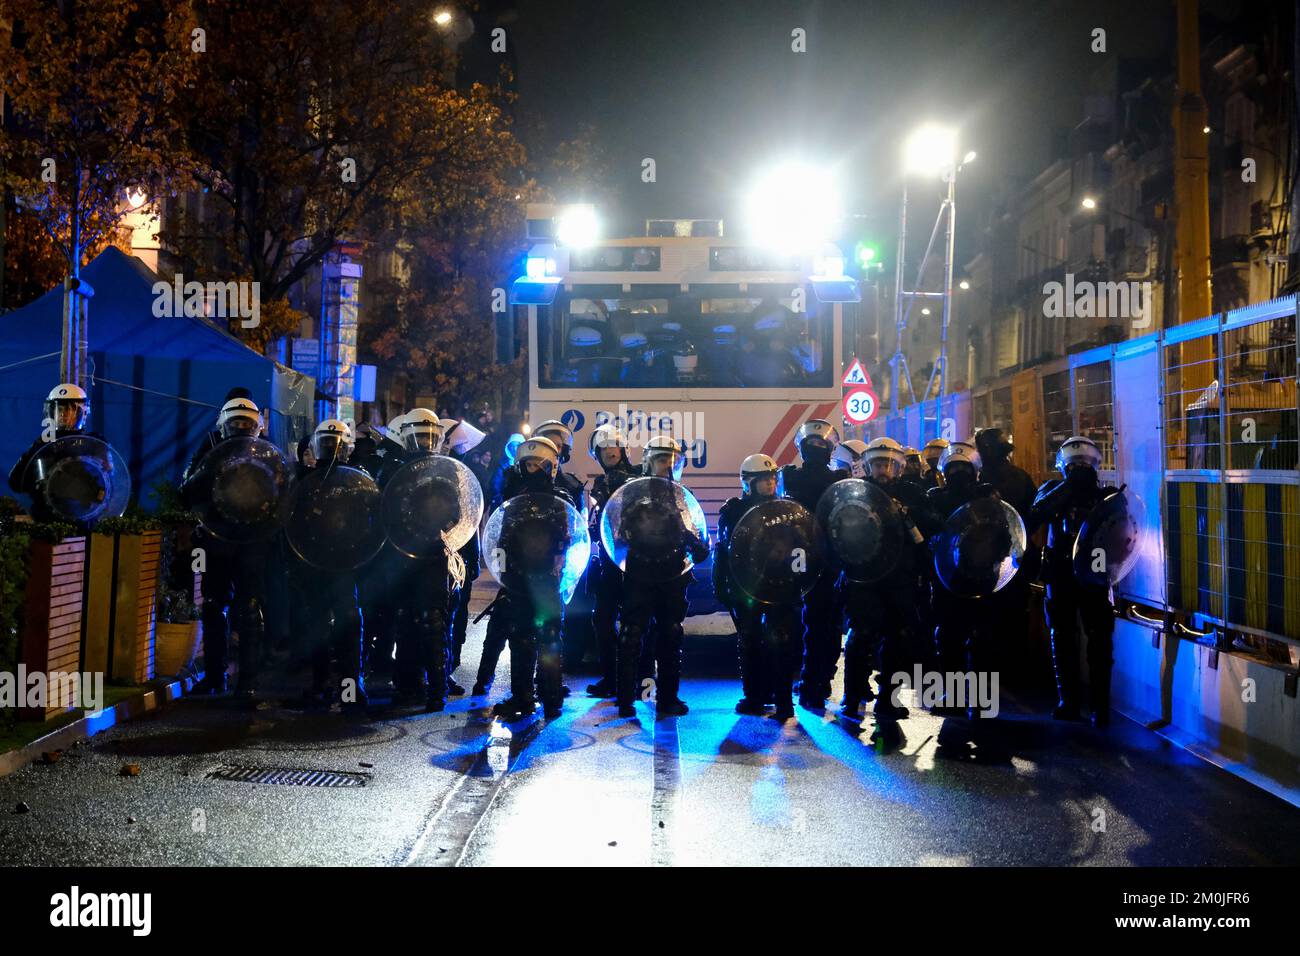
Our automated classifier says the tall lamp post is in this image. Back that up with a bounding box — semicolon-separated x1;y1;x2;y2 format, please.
891;125;975;435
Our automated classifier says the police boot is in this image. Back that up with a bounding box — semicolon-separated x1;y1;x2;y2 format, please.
538;627;565;719
1090;673;1112;729
654;627;688;717
616;624;644;717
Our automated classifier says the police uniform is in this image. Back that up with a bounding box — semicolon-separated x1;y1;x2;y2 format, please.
1030;436;1117;727
781;422;850;707
713;454;800;719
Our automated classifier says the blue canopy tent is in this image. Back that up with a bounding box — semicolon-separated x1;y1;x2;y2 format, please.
0;247;313;510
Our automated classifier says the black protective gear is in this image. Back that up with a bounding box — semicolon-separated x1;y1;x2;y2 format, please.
617;574;689;711
196;529;269;693
780;461;848;700
8;429;108;524
588;461;638;685
1032;471;1117;721
303;568;365;704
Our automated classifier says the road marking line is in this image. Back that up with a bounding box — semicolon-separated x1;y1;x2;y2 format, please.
404;717;546;867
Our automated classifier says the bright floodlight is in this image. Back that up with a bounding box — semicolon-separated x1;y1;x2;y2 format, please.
556;205;599;248
903;125;957;177
1081;196;1097;210
959;279;970;290
433;9;453;26
962;150;978;165
745;163;842;254
125;187;148;209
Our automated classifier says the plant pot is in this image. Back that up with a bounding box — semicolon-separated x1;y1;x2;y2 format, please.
155;621;201;678
19;536;86;720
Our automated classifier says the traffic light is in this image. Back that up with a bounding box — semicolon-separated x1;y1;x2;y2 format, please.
854;240;885;276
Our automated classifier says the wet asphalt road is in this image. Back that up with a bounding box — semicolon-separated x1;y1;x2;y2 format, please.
2;584;1299;867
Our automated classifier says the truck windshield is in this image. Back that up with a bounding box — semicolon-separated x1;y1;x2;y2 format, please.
537;290;833;389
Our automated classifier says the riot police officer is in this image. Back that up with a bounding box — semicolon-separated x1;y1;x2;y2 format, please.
615;436;709;718
360;413;407;691
473;436;567;699
903;446;925;486
781;419;849;708
925;441;1000;702
714;454;800;720
840;437;940;729
1030;436;1117;728
8;384;103;522
830;438;868;479
920;438;949;490
383;408;453;710
180;397;272;700
533;420;587;513
483;436;571;720
297;419;368;710
585;425;638;698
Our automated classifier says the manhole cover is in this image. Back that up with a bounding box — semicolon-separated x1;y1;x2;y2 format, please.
207;766;369;787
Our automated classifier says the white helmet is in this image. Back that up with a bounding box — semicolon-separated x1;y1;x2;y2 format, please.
794;418;840;458
922;437;949;467
589;424;628;464
938;440;982;474
401;408;444;453
311;419;353;462
831;439;869;478
740;453;779;496
44;383;89;430
217;397;260;439
864;437;906;480
385;413;406;438
643;435;685;480
1056;435;1102;473
516;436;560;477
535;419;574;462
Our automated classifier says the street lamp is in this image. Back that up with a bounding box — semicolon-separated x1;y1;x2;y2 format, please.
433;9;453;27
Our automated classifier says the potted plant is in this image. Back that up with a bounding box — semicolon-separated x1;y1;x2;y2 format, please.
153;506;202;681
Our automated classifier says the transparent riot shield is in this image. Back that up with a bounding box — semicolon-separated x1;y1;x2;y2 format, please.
187;436;294;542
814;478;905;583
1072;488;1147;588
729;497;825;604
483;493;591;605
284;464;386;571
380;454;484;558
599;476;710;583
933;497;1027;597
20;434;131;525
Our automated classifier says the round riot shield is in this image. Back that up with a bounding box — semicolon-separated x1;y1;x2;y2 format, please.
22;435;130;525
600;477;710;583
729;498;825;604
284;465;385;571
933;497;1027;598
1073;488;1147;588
380;454;484;558
189;437;293;542
815;479;906;583
482;493;590;605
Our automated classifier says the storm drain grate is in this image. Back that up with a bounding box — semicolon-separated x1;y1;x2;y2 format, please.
207;766;369;788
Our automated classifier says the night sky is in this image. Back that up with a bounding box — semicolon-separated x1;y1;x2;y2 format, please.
509;0;1255;239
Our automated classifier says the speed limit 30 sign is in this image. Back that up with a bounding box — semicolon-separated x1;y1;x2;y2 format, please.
842;387;879;425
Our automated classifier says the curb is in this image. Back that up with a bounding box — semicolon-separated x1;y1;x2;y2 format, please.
0;673;196;779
